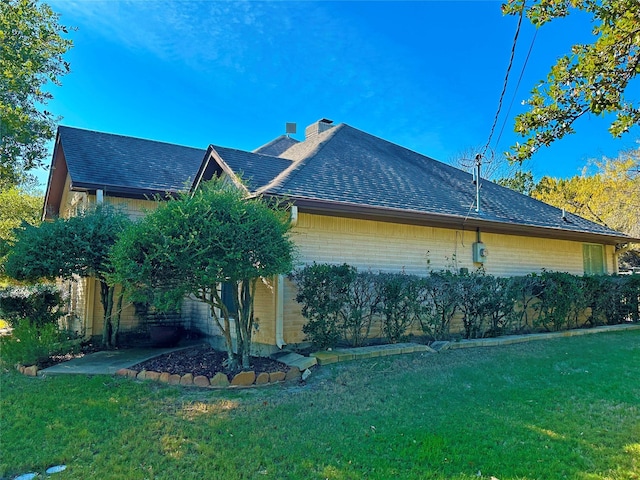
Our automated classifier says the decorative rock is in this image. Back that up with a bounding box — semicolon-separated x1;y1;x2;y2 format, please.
24;365;38;377
255;372;270;385
168;374;182;385
115;368;128;376
180;373;194;386
210;372;230;387
269;371;286;383
16;364;24;374
301;368;312;381
145;371;161;381
193;375;210;387
285;366;301;381
231;370;256;386
45;465;67;474
159;372;171;383
136;370;147;380
126;369;138;379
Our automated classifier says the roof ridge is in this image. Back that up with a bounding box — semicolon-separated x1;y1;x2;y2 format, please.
215;143;294;163
255;123;345;195
58;125;204;152
252;134;300;156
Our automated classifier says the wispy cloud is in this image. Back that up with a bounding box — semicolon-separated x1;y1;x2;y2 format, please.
50;1;434;114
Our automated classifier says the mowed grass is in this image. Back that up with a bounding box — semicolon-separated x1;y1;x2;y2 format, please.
1;330;639;480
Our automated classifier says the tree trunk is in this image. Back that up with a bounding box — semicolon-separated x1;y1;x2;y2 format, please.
101;282;115;348
208;287;237;371
238;279;254;370
110;287;124;347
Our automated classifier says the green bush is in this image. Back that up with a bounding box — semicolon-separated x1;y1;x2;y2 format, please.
294;263;355;349
621;275;640;323
295;262;639;350
0;319;79;367
457;271;491;339
376;273;418;343
483;276;515;337
417;271;460;341
0;284;64;327
506;274;542;333
533;271;582;331
341;271;381;347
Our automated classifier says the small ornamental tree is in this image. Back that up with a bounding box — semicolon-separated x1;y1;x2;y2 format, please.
111;180;295;371
4;204;131;347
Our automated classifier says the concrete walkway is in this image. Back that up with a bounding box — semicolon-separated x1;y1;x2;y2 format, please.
39;345;197;376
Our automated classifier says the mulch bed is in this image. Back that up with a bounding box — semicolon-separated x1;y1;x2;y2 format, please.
131;344;290;378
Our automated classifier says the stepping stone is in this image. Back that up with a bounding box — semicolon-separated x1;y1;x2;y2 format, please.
430;341;450;352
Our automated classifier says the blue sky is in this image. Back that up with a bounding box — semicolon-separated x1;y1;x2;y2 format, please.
39;0;640;186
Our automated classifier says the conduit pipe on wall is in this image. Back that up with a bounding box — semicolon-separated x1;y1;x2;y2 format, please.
275;274;286;349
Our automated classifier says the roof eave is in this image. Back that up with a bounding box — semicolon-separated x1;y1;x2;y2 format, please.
266;196;637;245
69;181;185;200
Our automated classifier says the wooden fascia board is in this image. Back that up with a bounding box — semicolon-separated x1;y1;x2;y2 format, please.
191;146;249;194
42;133;68;221
268;196;636;246
190;146;219;191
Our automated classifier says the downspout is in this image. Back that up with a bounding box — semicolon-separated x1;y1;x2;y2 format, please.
275;275;285;349
275;205;298;349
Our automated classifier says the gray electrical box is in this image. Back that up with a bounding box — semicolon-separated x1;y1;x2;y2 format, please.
473;242;488;263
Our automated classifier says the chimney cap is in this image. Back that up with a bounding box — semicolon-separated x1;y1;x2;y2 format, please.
319;118;333;124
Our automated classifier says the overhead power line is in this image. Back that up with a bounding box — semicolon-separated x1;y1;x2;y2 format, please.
494;29;538;151
481;2;526;157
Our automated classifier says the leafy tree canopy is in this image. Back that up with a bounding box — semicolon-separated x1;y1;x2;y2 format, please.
503;0;640;162
531;148;640;264
497;170;536;194
111;180;296;369
0;0;73;189
0;186;42;266
4;204;131;346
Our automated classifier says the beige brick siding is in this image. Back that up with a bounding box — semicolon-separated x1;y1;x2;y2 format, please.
279;212;611;344
291;213;607;276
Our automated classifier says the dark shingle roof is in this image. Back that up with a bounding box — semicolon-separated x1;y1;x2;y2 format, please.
210;145;293;191
55;123;635;243
58;126;206;195
239;123;631;242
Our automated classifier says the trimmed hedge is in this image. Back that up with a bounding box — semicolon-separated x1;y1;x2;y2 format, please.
293;264;640;349
0;283;64;327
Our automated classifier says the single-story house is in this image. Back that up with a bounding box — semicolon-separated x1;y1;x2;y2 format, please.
43;119;639;352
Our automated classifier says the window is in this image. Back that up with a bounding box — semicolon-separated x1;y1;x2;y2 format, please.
583;244;605;275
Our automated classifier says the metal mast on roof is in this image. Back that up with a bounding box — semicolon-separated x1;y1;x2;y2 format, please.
475;153;482;213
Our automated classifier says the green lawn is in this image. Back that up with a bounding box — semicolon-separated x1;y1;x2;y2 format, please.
1;330;639;480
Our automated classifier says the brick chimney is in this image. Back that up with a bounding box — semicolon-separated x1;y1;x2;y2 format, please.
305;118;334;139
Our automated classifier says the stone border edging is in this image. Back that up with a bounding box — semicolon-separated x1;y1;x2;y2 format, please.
310;324;640;365
114;366;303;388
444;323;640;350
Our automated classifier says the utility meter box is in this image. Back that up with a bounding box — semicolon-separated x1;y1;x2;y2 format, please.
473;242;488;263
